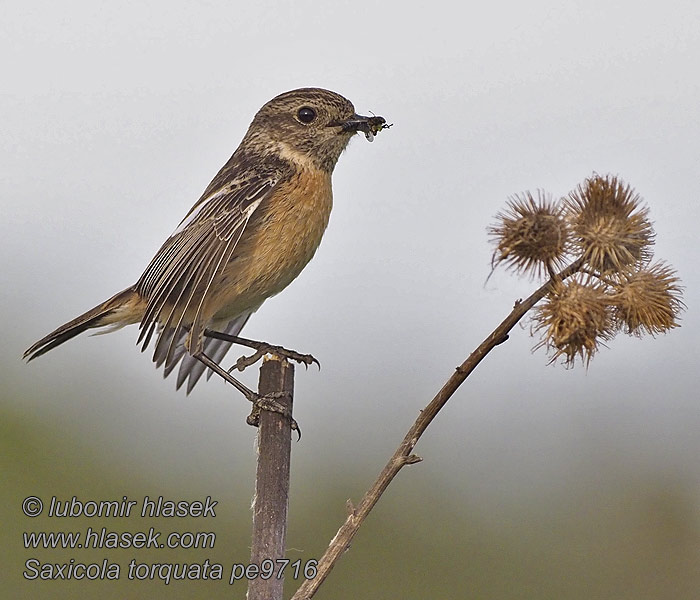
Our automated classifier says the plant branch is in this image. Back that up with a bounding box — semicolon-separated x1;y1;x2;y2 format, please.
291;258;584;600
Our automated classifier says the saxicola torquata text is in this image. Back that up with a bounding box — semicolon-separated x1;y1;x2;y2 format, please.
24;88;388;415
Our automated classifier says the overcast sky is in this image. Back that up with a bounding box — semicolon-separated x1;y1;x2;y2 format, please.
3;0;699;506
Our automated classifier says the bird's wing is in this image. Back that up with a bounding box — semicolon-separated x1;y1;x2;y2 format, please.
135;168;285;368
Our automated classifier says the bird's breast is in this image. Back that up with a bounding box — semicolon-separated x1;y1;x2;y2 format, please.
210;168;334;321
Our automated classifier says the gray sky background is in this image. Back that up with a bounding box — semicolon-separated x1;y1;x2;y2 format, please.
3;0;699;510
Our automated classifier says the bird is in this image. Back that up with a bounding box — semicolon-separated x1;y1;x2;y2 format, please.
24;87;387;408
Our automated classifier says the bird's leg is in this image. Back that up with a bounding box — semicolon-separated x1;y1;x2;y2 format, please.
203;329;319;371
193;351;299;436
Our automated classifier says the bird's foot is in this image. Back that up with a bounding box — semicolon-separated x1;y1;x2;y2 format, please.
204;329;319;371
230;342;319;372
245;391;300;439
193;350;298;437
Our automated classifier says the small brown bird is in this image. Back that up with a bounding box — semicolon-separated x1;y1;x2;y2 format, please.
24;88;387;405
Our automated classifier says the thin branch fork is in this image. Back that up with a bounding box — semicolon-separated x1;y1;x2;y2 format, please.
291;258;584;600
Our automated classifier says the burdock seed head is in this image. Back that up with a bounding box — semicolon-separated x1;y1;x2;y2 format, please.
565;175;654;274
610;262;685;336
490;191;569;277
533;277;614;367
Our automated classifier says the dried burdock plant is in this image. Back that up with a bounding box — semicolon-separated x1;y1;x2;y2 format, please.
489;174;683;367
610;261;685;336
293;174;684;600
564;174;654;274
490;191;569;277
533;277;613;366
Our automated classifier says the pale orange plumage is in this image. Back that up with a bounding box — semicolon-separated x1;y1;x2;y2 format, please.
24;88;387;395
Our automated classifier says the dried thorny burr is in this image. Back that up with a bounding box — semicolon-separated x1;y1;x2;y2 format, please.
291;173;686;600
489;174;684;366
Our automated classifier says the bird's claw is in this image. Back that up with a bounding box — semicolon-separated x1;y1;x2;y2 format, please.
245;391;301;440
230;344;320;372
231;349;267;372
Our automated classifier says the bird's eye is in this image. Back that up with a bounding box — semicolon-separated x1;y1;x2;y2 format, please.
297;107;317;124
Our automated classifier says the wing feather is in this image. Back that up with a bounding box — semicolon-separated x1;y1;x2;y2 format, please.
134;167;286;379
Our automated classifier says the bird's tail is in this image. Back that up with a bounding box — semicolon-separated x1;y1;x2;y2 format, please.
23;286;143;362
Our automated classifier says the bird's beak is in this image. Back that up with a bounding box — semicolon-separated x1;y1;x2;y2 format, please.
333;114;388;142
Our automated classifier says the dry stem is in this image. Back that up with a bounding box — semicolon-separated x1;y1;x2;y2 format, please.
291;258;584;600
